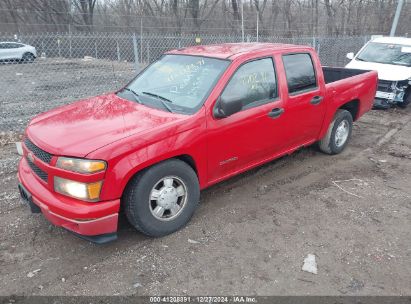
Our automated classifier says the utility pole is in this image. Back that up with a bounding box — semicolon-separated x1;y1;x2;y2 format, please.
390;0;404;37
241;0;244;42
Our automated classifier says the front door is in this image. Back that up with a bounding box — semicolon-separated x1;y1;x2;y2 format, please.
206;57;288;184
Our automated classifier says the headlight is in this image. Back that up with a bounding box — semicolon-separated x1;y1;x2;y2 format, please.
54;177;103;201
396;80;409;88
56;157;106;174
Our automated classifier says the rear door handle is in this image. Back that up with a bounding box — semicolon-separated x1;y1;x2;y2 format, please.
268;108;284;119
310;96;323;105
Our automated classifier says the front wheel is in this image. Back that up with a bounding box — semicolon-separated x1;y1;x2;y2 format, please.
318;109;353;155
21;53;35;63
123;159;200;237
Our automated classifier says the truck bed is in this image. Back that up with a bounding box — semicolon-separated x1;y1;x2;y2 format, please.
322;67;371;84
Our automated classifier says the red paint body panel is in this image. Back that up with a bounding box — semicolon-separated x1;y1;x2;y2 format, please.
166;43;300;59
28;94;186;157
18;43;377;237
18;158;119;235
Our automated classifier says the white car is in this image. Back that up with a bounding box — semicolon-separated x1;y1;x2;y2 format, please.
345;36;411;109
0;42;37;63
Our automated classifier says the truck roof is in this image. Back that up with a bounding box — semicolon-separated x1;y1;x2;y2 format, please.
167;43;309;60
372;36;411;46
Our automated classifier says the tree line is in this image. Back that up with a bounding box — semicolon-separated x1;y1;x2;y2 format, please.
0;0;409;37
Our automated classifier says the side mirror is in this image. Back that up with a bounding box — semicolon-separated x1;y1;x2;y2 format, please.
346;52;354;60
214;95;243;118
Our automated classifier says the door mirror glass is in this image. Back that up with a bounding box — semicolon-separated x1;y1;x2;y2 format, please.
214;95;243;118
346;52;354;60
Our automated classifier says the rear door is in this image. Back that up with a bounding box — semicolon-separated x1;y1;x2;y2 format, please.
206;57;288;183
8;43;24;59
280;52;327;147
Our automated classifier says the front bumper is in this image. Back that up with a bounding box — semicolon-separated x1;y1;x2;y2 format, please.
373;98;391;109
18;157;120;243
374;79;409;108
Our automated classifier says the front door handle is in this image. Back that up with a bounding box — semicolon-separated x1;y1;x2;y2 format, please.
310;96;323;105
268;108;284;119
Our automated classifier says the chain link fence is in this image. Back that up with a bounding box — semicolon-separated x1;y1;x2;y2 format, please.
0;32;370;134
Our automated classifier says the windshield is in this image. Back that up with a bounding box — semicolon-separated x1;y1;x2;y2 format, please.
356;42;411;67
121;54;230;114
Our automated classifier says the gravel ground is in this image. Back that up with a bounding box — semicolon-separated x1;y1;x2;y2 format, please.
0;58;136;136
0;59;410;296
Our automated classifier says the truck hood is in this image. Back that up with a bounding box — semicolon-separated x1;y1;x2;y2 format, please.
345;60;411;81
27;93;186;157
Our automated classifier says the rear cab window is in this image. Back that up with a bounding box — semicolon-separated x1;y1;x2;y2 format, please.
282;53;317;94
220;57;278;111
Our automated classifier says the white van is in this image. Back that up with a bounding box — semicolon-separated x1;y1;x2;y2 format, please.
345;36;411;109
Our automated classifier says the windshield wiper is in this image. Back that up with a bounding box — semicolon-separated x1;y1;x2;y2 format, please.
121;87;142;104
141;91;174;113
356;57;366;62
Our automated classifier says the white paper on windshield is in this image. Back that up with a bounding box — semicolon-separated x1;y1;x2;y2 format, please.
401;47;411;53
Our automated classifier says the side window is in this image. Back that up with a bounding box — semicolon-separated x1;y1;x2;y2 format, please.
1;43;15;49
10;43;22;48
282;53;317;94
221;58;277;110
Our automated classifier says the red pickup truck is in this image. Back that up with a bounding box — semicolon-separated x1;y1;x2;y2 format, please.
18;43;377;243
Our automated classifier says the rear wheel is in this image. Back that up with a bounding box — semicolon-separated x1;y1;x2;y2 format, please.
123;159;200;237
318;109;353;155
22;53;35;63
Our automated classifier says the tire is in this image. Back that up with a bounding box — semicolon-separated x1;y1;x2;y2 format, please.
21;53;35;63
318;109;353;155
397;89;411;109
123;159;200;237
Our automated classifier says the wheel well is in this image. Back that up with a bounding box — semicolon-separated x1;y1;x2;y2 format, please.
174;154;198;176
23;52;35;57
119;154;198;212
339;99;359;121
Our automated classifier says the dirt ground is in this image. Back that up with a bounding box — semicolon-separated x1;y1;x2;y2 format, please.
0;59;410;296
0;108;409;296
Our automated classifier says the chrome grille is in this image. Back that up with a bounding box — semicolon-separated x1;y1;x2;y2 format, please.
26;158;48;182
24;138;53;164
377;80;393;93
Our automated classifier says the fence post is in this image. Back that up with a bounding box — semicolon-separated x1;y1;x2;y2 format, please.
140;19;143;63
132;33;139;72
312;37;316;51
68;24;72;58
146;41;150;64
58;38;61;57
116;40;121;61
94;41;98;58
